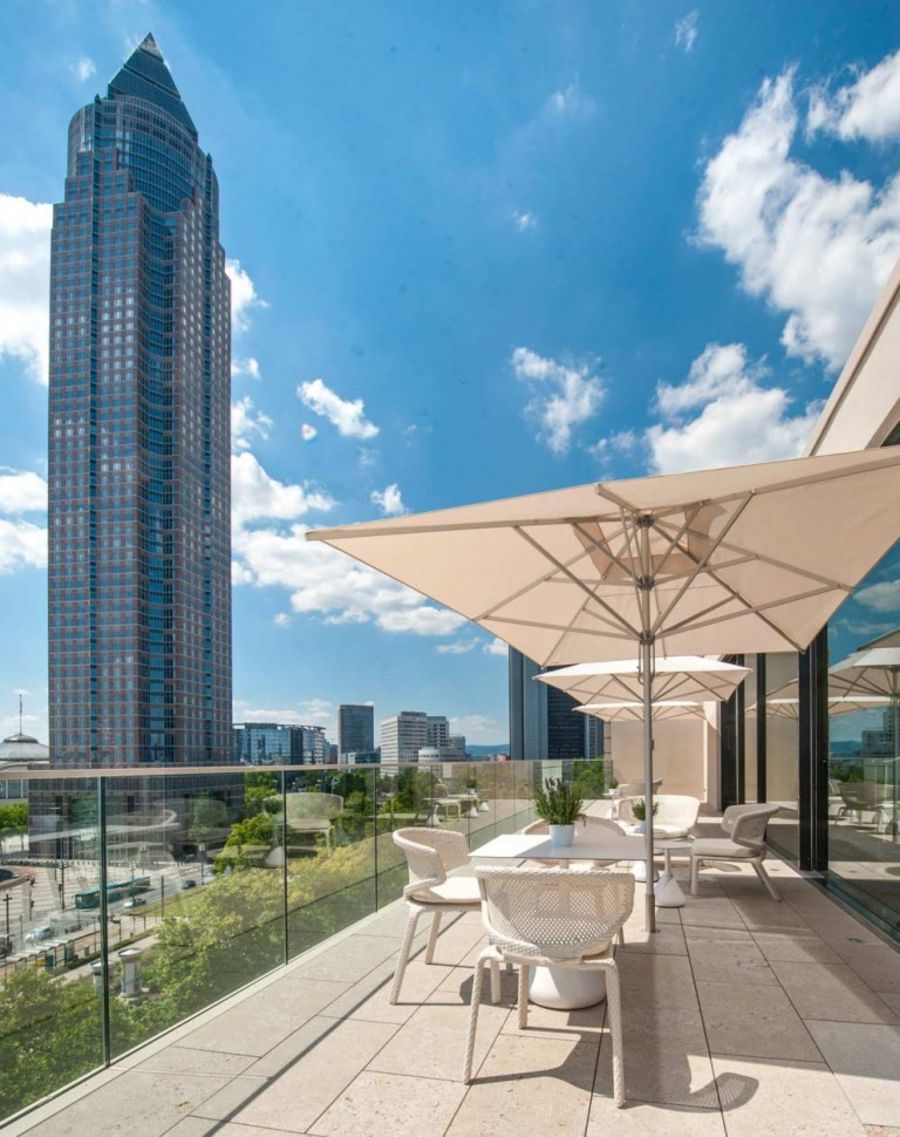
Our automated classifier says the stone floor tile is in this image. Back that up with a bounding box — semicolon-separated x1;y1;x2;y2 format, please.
696;981;822;1061
294;933;401;984
194;1017;398;1133
879;992;900;1015
731;898;812;933
246;1015;339;1078
618;922;687;956
679;897;747;931
683;923;754;943
864;1127;900;1136
686;937;779;986
608;1005;717;1108
308;1070;466;1137
709;1055;869;1137
446;1032;598;1136
20;1071;232;1137
181;976;349;1056
617;952;701;1010
834;944;900;995
500;996;608;1041
806;1020;900;1128
751;931;843;965
586;1098;727;1135
168;1118;303;1137
368;996;509;1082
812;917;885;950
134;1044;257;1077
319;958;455;1025
769;961;898;1025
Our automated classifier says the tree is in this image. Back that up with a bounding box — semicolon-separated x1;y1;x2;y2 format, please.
244;770;279;815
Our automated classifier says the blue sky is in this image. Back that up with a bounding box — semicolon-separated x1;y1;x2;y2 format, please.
1;1;898;745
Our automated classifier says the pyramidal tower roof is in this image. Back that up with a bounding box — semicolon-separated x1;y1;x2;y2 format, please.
108;32;197;135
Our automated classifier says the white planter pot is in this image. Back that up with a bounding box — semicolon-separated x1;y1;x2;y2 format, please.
632;820;647;834
548;823;575;847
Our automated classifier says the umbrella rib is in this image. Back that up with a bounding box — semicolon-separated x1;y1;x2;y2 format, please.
669;586;836;643
649;494;754;637
652;503;705;580
472;545;598;622
512;526;641;638
487;615;636;641
570;520;636;581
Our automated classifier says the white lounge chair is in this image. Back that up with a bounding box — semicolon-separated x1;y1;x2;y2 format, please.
617;793;700;839
463;866;634;1105
390;827;499;1004
690;803;781;900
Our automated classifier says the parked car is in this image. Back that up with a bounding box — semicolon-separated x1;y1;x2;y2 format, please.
25;925;53;943
122;896;146;909
179;878;197;891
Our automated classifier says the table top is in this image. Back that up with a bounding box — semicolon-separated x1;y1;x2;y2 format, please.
469;831;688;862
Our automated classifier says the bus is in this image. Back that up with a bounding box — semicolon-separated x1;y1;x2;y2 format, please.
74;876;152;910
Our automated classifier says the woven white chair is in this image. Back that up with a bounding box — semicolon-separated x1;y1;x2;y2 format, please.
463;867;634;1104
611;779;662;819
390;827;500;1005
616;794;700;839
690;803;781;900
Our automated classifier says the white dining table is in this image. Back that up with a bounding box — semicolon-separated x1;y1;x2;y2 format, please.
469;830;649;1010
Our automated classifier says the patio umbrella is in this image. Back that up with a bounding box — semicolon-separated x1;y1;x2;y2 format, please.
533;655;749;704
308;448;900;929
574;699;709;723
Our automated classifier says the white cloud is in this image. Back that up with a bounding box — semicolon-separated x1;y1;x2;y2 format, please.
854;579;899;613
448;714;506;744
511;346;604;455
226;258;267;334
513;210;538;232
0;193;52;384
231;396;273;452
273;612;291;627
808;50;900;143
232;356;261;380
370;483;406;516
73;57;96;82
483;638;508;657
231;451;335;527
233;698;335;732
298;378;379;439
674;11;699;53
0;517;47;573
0;468;48;513
697;67;900;370
232;521;465;637
300;423;318;442
545;83;594;119
436;639;479;655
645;343;819;474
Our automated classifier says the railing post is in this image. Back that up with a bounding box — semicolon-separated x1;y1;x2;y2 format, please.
97;775;111;1067
281;769;289;965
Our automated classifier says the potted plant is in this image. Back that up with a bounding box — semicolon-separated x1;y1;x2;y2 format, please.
533;778;585;846
630;798;658;834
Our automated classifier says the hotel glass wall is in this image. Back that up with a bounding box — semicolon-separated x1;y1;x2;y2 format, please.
764;653;802;862
825;541;899;938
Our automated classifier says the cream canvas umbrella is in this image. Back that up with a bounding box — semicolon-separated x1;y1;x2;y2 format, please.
308;448;900;929
574;699;710;723
534;655;749;704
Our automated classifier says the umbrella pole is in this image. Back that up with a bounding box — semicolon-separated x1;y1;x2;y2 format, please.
641;633;657;932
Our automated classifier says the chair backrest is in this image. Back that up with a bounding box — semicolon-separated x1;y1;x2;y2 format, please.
522;816;623;837
284;792;344;821
655;795;701;831
614;779;662;798
392;827;469;901
722;803;780;850
476;866;634;961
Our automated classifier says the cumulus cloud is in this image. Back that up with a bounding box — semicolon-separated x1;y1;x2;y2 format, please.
234;698;335;733
674;11;699;53
73;57;96;82
370;483;406;516
808;50;900;143
300;423;318;442
854;579;899;613
231;396;272;452
298;378;379;439
226;258;267;333
0;468;48;513
436;639;479;655
0;193;52;383
545;82;595;119
697;66;900;370
483;638;509;657
0;517;47;573
513;210;538;232
273;612;291;627
646;343;819;474
232;356;261;380
511;346;604;455
231;451;335;527
232;521;464;637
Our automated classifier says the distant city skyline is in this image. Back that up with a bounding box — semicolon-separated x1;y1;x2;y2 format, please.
2;5;899;747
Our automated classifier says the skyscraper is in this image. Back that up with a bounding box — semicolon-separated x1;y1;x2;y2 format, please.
508;649;605;761
379;712;428;765
338;704;375;757
48;35;232;768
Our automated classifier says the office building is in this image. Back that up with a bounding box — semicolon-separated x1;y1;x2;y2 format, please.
446;734;467;759
426;715;450;749
233;723;303;765
380;712;428;765
47;34;232;768
338;705;374;757
509;649;605;762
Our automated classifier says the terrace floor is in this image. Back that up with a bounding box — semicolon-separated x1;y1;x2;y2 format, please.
8;822;900;1137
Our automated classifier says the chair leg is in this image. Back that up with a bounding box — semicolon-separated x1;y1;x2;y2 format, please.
690;854;700;896
517;964;530;1029
389;906;421;1004
425;911;442;964
617;927;625;947
752;857;781;902
489;958;501;1004
463;958;486;1084
605;964;625;1108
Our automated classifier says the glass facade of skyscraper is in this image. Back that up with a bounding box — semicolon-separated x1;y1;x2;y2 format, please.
48;35;232;768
